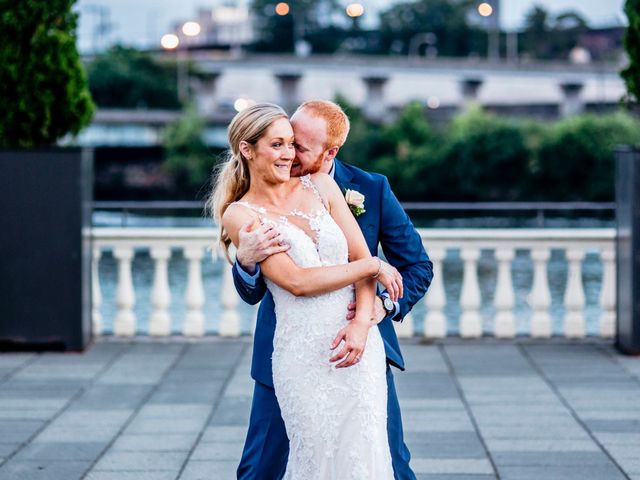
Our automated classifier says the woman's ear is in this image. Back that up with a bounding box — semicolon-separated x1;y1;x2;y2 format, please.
239;140;253;161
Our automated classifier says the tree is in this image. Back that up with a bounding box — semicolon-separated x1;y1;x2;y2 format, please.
378;0;483;57
531;113;640;200
250;0;341;53
438;106;530;201
0;0;95;148
162;106;217;191
622;0;640;102
521;5;588;60
87;46;181;109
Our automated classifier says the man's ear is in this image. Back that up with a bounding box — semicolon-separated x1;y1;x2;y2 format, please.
326;146;340;161
239;141;253;160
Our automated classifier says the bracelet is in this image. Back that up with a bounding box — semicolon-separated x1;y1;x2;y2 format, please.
372;257;382;279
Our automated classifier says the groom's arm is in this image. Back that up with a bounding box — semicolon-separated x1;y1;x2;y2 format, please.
231;221;289;305
378;177;433;321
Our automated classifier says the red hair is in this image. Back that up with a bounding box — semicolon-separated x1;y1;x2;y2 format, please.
295;100;350;149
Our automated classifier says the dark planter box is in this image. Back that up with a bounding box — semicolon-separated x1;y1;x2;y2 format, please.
615;146;640;355
0;148;93;351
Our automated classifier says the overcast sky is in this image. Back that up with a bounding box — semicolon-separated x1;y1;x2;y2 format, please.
76;0;627;53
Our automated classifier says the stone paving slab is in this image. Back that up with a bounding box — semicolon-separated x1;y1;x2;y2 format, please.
0;338;638;479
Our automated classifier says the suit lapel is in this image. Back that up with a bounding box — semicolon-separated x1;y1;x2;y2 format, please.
333;160;375;248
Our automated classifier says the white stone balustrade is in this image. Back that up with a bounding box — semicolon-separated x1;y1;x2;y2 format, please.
91;228;616;339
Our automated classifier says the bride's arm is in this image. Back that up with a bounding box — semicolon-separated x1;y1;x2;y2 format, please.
311;173;378;324
311;173;404;368
222;204;380;297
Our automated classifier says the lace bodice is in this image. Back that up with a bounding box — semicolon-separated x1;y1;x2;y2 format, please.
233;174;348;270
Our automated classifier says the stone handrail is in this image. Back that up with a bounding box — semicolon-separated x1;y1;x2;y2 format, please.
91;228;616;339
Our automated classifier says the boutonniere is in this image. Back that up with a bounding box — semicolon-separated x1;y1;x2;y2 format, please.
344;188;366;217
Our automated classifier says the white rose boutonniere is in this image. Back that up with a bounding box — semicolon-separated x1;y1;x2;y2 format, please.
344;188;366;217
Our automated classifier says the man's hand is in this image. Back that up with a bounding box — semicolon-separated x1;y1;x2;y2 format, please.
345;297;386;325
329;320;371;368
236;220;289;274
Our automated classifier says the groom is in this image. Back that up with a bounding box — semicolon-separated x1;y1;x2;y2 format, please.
233;100;433;479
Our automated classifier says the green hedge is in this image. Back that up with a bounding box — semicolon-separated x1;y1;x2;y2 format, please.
339;101;640;201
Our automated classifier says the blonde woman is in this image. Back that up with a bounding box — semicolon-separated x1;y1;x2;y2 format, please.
209;103;401;479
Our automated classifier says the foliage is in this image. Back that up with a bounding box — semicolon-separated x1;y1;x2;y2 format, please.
162;106;217;191
436;107;530;200
249;0;341;53
377;0;484;57
521;5;588;60
0;0;95;147
337;102;640;202
622;0;640;102
531;113;640;200
87;46;181;109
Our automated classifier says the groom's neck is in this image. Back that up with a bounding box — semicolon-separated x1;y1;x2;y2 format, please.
319;158;334;175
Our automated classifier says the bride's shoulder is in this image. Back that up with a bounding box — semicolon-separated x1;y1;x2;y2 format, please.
309;172;340;196
309;172;332;184
222;200;259;230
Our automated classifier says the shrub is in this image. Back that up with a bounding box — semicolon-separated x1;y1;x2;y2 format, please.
622;0;640;103
0;0;95;147
532;113;640;200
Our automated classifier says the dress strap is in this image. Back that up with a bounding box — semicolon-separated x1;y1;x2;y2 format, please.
300;175;328;209
231;200;267;215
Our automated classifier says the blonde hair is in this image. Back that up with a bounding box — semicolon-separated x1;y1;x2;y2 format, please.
207;103;288;259
294;99;350;149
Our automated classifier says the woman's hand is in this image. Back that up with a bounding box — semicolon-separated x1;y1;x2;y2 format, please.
329;318;372;368
373;258;403;302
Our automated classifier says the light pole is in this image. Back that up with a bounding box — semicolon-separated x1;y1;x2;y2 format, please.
275;2;309;57
161;21;201;103
346;3;365;30
478;1;500;61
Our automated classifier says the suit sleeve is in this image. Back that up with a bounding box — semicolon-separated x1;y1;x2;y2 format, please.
232;260;268;306
378;176;434;321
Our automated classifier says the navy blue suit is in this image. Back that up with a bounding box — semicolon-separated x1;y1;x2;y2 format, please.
235;160;433;479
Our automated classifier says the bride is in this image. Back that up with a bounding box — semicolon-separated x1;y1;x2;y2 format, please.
209;103;402;479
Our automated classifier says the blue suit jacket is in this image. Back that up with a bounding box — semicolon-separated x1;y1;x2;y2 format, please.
232;159;433;388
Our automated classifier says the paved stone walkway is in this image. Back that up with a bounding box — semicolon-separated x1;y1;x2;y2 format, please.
0;338;639;480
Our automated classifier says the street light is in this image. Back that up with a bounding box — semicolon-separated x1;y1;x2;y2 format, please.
477;3;493;17
275;2;290;16
478;1;499;61
161;21;201;103
273;2;309;56
182;21;201;37
161;33;179;50
346;3;364;18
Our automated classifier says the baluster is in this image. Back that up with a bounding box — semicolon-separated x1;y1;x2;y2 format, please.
149;246;172;336
564;247;586;337
113;246;136;336
219;259;241;337
394;312;413;338
459;247;482;337
183;246;205;336
599;247;616;337
92;247;103;335
529;247;552;337
424;247;447;339
494;247;515;338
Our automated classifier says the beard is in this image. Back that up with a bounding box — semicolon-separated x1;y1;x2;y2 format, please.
290;153;324;178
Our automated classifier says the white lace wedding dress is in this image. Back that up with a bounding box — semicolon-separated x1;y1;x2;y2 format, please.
234;175;393;479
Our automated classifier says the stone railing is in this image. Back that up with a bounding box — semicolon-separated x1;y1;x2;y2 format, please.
91;228;616;339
